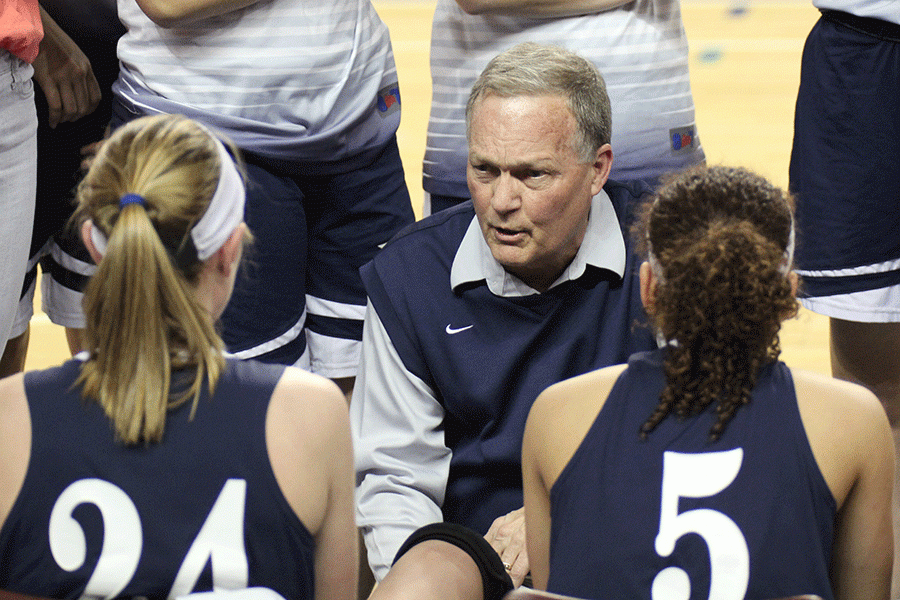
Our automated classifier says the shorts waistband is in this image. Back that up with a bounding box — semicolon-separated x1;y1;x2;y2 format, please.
1;50;14;76
0;51;34;89
821;9;900;42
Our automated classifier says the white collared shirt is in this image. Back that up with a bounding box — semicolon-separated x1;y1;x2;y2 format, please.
450;189;626;296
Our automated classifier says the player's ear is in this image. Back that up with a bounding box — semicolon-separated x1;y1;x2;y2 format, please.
788;271;799;297
81;220;104;265
212;223;246;276
639;261;658;313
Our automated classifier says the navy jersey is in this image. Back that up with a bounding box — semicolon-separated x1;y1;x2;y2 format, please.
361;179;656;534
0;358;315;600
548;350;836;600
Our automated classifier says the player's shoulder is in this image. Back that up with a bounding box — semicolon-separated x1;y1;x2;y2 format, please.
603;177;655;211
268;367;348;436
0;373;28;425
791;367;893;511
525;363;628;487
792;368;884;421
539;363;627;404
529;363;628;438
792;367;891;459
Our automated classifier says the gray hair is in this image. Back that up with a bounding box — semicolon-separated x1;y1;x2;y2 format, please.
465;42;612;163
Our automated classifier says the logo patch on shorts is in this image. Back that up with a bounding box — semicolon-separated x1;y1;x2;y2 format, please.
377;83;401;117
670;126;698;153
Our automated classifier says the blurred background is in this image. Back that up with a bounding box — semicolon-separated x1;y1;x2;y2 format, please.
25;0;829;375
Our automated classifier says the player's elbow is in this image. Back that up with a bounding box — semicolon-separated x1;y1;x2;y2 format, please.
134;0;195;27
454;0;494;15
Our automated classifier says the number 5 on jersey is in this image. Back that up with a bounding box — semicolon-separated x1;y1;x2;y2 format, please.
652;449;750;600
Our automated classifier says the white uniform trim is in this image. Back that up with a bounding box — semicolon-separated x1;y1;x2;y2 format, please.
226;309;307;360
801;287;900;322
812;0;900;25
306;295;367;321
795;256;900;279
796;257;900;322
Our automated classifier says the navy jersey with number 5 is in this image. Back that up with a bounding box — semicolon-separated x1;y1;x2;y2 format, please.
0;357;315;600
548;349;835;600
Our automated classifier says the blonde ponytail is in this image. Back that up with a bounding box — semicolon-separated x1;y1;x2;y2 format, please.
74;115;238;445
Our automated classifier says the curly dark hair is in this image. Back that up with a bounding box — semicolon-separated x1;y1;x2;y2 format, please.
634;165;799;441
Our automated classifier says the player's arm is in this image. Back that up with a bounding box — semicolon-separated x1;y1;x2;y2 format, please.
454;0;634;18
313;386;357;600
0;375;30;531
522;391;554;591
33;6;102;127
134;0;263;27
268;368;357;600
827;382;894;600
522;364;626;590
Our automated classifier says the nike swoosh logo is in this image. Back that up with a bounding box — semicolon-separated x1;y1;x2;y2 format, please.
445;324;473;335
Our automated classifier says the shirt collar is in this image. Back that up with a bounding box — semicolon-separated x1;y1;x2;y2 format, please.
450;188;626;297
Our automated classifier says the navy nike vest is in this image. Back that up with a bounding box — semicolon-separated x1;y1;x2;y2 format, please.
362;179;657;534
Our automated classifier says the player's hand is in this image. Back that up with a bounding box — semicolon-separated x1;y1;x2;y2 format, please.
32;10;102;128
484;506;529;587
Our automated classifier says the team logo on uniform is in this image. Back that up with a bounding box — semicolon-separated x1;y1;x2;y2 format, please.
445;324;473;335
670;126;697;153
377;83;401;118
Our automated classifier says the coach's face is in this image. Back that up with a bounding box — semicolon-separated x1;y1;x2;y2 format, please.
467;94;611;292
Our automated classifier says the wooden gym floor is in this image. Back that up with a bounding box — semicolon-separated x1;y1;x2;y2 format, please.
23;0;831;376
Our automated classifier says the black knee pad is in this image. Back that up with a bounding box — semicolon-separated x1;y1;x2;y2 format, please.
393;522;514;600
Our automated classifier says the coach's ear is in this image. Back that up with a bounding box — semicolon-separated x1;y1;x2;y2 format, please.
81;220;104;265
